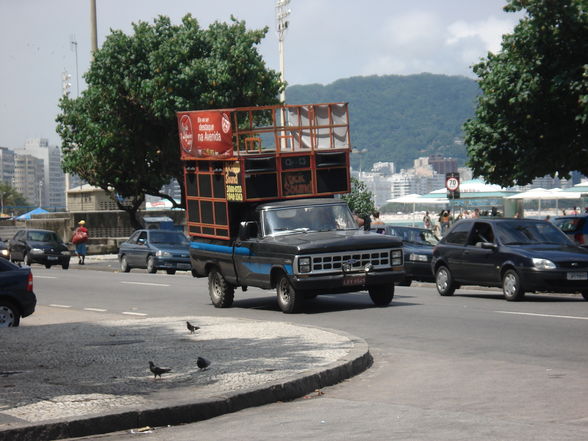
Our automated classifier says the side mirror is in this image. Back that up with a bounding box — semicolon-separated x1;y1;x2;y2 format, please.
238;221;258;241
480;242;497;250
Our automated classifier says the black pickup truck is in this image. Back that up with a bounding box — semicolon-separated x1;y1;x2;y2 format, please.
190;198;404;312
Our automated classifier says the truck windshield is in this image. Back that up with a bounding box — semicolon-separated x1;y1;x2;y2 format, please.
263;204;358;235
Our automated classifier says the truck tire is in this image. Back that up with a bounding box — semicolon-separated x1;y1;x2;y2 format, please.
208;268;234;308
368;285;394;306
276;274;303;313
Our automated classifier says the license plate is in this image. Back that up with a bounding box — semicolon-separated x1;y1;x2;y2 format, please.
178;264;191;270
566;272;587;280
343;274;366;286
47;256;58;261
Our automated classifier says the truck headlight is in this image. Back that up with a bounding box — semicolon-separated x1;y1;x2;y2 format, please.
391;250;403;266
532;258;555;269
298;256;311;273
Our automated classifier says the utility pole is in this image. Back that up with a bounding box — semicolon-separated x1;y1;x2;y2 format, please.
90;0;98;56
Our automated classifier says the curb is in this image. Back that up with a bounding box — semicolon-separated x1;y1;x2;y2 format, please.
0;335;372;441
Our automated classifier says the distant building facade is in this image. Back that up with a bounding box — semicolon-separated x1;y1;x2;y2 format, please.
14;154;45;207
0;147;15;186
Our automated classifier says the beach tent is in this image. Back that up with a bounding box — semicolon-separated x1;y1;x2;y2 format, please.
15;207;49;220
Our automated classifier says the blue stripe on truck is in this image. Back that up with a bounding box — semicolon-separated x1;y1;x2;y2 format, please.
190;242;251;256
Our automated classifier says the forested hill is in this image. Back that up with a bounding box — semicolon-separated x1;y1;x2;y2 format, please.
286;73;479;172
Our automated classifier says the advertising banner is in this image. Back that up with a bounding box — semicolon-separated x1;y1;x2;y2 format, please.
177;111;233;159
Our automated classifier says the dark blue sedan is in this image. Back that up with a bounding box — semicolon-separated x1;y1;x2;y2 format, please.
373;225;439;286
118;229;191;274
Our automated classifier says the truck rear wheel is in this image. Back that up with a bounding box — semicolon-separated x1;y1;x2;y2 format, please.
208;268;234;308
368;285;394;306
276;274;303;313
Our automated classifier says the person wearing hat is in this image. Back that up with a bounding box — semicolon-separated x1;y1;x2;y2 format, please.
72;220;89;265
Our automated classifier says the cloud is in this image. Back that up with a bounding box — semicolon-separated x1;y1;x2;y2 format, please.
446;16;517;54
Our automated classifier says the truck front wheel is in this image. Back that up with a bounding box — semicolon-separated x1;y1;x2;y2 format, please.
368;285;395;306
276;274;303;313
208;268;234;308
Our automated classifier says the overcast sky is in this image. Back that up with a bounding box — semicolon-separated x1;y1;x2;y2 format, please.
0;0;521;148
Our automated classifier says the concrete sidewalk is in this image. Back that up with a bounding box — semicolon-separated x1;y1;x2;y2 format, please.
0;316;371;441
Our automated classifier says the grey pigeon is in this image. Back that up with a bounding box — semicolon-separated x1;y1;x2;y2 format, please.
186;321;200;334
197;356;211;370
149;361;171;379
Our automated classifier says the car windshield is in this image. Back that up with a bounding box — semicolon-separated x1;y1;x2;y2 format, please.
149;231;189;245
27;231;60;242
263;204;358;235
495;221;572;245
405;229;439;246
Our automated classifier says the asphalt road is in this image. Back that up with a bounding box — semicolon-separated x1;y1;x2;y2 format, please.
23;265;588;441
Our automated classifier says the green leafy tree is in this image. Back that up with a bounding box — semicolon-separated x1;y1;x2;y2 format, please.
56;15;283;228
464;0;588;186
0;183;29;216
342;177;376;217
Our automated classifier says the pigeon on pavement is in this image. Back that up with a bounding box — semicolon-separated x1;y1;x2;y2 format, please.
186;321;200;333
197;356;211;370
149;361;172;379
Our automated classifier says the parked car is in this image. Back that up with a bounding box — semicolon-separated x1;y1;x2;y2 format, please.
431;218;588;301
552;215;588;247
8;229;71;269
374;225;439;285
0;258;36;327
118;229;191;274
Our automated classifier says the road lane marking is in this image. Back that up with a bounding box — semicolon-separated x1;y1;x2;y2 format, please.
495;311;588;321
35;276;57;279
122;312;148;316
120;281;170;287
49;304;71;308
84;308;107;312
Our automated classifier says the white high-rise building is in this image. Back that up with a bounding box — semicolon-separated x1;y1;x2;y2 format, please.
16;138;66;210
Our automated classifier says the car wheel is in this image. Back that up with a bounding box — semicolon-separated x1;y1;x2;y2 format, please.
166;269;176;275
435;265;456;296
368;285;395;306
24;253;32;266
146;256;157;274
45;264;51;269
62;261;69;270
276;273;302;313
120;255;131;273
502;269;525;301
581;291;588;301
208;268;234;308
0;300;20;327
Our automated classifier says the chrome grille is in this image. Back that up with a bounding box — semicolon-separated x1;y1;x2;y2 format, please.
295;248;402;275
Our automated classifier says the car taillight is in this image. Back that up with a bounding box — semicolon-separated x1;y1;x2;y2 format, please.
27;272;33;292
574;233;585;245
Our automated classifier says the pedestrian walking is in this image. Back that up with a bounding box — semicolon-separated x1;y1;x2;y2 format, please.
72;220;89;265
422;211;432;229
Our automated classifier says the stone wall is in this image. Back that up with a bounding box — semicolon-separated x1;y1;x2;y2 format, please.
0;210;186;254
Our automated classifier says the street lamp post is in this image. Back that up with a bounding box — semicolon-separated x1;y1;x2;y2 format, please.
70;34;80;97
275;0;291;104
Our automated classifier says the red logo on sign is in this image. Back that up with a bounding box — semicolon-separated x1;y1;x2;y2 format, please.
221;112;231;134
179;115;193;154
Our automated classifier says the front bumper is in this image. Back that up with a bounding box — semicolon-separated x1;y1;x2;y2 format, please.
289;267;405;293
519;267;588;293
154;257;192;271
31;254;70;265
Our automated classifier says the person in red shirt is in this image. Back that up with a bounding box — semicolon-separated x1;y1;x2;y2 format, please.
72;220;89;265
